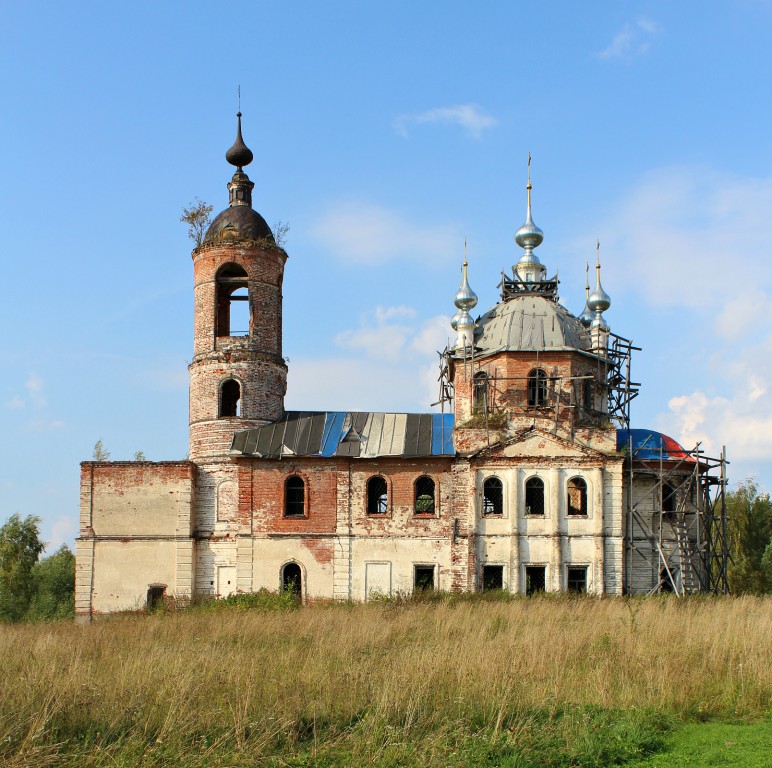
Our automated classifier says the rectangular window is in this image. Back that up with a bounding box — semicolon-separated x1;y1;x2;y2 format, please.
567;566;588;593
414;565;435;592
482;565;504;591
525;565;546;595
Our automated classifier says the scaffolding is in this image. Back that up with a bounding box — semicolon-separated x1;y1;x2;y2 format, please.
624;435;730;596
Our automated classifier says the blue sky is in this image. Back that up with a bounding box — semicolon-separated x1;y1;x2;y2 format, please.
1;1;771;550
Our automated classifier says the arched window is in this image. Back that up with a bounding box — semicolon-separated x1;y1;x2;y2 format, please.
525;476;544;516
285;475;305;517
367;476;388;515
527;369;549;407
220;379;241;417
567;477;588;516
663;483;676;514
216;263;250;337
473;371;489;412
482;477;503;515
414;476;436;514
281;562;302;596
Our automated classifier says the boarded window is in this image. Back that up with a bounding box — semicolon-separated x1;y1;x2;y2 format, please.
414;565;435;591
527;369;549;407
285;476;305;517
367;476;388;514
525;566;546;595
220;379;241;417
482;565;504;591
414;476;436;514
216;264;249;337
525;477;545;516
567;477;588;516
567;566;587;593
482;477;503;515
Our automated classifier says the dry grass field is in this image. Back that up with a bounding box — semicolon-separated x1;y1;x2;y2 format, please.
1;594;770;767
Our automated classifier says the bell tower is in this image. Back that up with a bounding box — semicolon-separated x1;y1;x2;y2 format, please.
188;113;287;461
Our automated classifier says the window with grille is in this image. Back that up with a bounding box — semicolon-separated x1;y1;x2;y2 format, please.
414;476;436;514
525;566;546;595
482;477;503;515
567;566;587;593
285;475;305;517
525;477;545;516
482;565;504;591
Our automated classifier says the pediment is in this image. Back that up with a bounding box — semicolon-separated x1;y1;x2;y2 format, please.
473;427;609;461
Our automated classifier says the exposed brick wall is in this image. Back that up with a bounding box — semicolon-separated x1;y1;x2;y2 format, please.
188;240;288;461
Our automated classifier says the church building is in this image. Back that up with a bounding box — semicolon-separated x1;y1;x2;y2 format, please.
75;117;729;620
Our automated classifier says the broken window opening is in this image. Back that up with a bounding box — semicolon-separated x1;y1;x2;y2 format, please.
281;562;302;597
662;483;676;515
285;475;305;517
220;379;241;417
525;476;545;516
525;566;546;595
215;264;250;337
367;476;388;515
527;368;549;407
482;565;505;591
482;477;504;515
146;584;165;612
473;371;489;413
567;477;588;516
567;566;588;593
414;565;435;591
414;475;436;514
583;378;593;411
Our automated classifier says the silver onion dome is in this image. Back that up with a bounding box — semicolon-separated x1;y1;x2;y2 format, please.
454;257;478;312
587;244;611;313
578;262;594;327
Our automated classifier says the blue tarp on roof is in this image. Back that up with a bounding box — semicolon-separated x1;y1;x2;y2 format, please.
616;429;694;462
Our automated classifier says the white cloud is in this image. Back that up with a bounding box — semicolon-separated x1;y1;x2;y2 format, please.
287;307;452;413
394;103;496;138
311;201;460;265
4;395;24;410
598;17;660;59
595;167;772;316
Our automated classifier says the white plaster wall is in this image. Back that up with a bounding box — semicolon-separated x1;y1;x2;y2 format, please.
91;540;178;613
251;538;335;598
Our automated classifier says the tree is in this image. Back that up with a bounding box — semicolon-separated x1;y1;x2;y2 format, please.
134;450;147;461
273;220;290;248
181;198;214;246
93;439;110;461
726;480;772;594
27;545;75;621
0;514;45;621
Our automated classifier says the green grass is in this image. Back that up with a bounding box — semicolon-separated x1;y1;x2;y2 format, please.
627;719;772;767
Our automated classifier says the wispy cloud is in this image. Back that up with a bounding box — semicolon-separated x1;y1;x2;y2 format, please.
394;103;496;138
311;201;460;265
598;17;660;60
287;306;452;413
594;166;772;486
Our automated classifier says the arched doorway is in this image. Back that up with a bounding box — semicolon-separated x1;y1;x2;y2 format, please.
281;562;302;598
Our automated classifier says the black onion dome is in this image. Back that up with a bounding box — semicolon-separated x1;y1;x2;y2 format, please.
225;112;254;169
204;206;274;244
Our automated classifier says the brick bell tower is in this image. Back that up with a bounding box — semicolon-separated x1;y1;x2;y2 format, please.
188;113;287;462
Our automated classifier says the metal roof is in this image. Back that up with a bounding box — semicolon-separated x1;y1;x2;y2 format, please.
474;295;592;356
231;411;455;459
616;429;695;462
